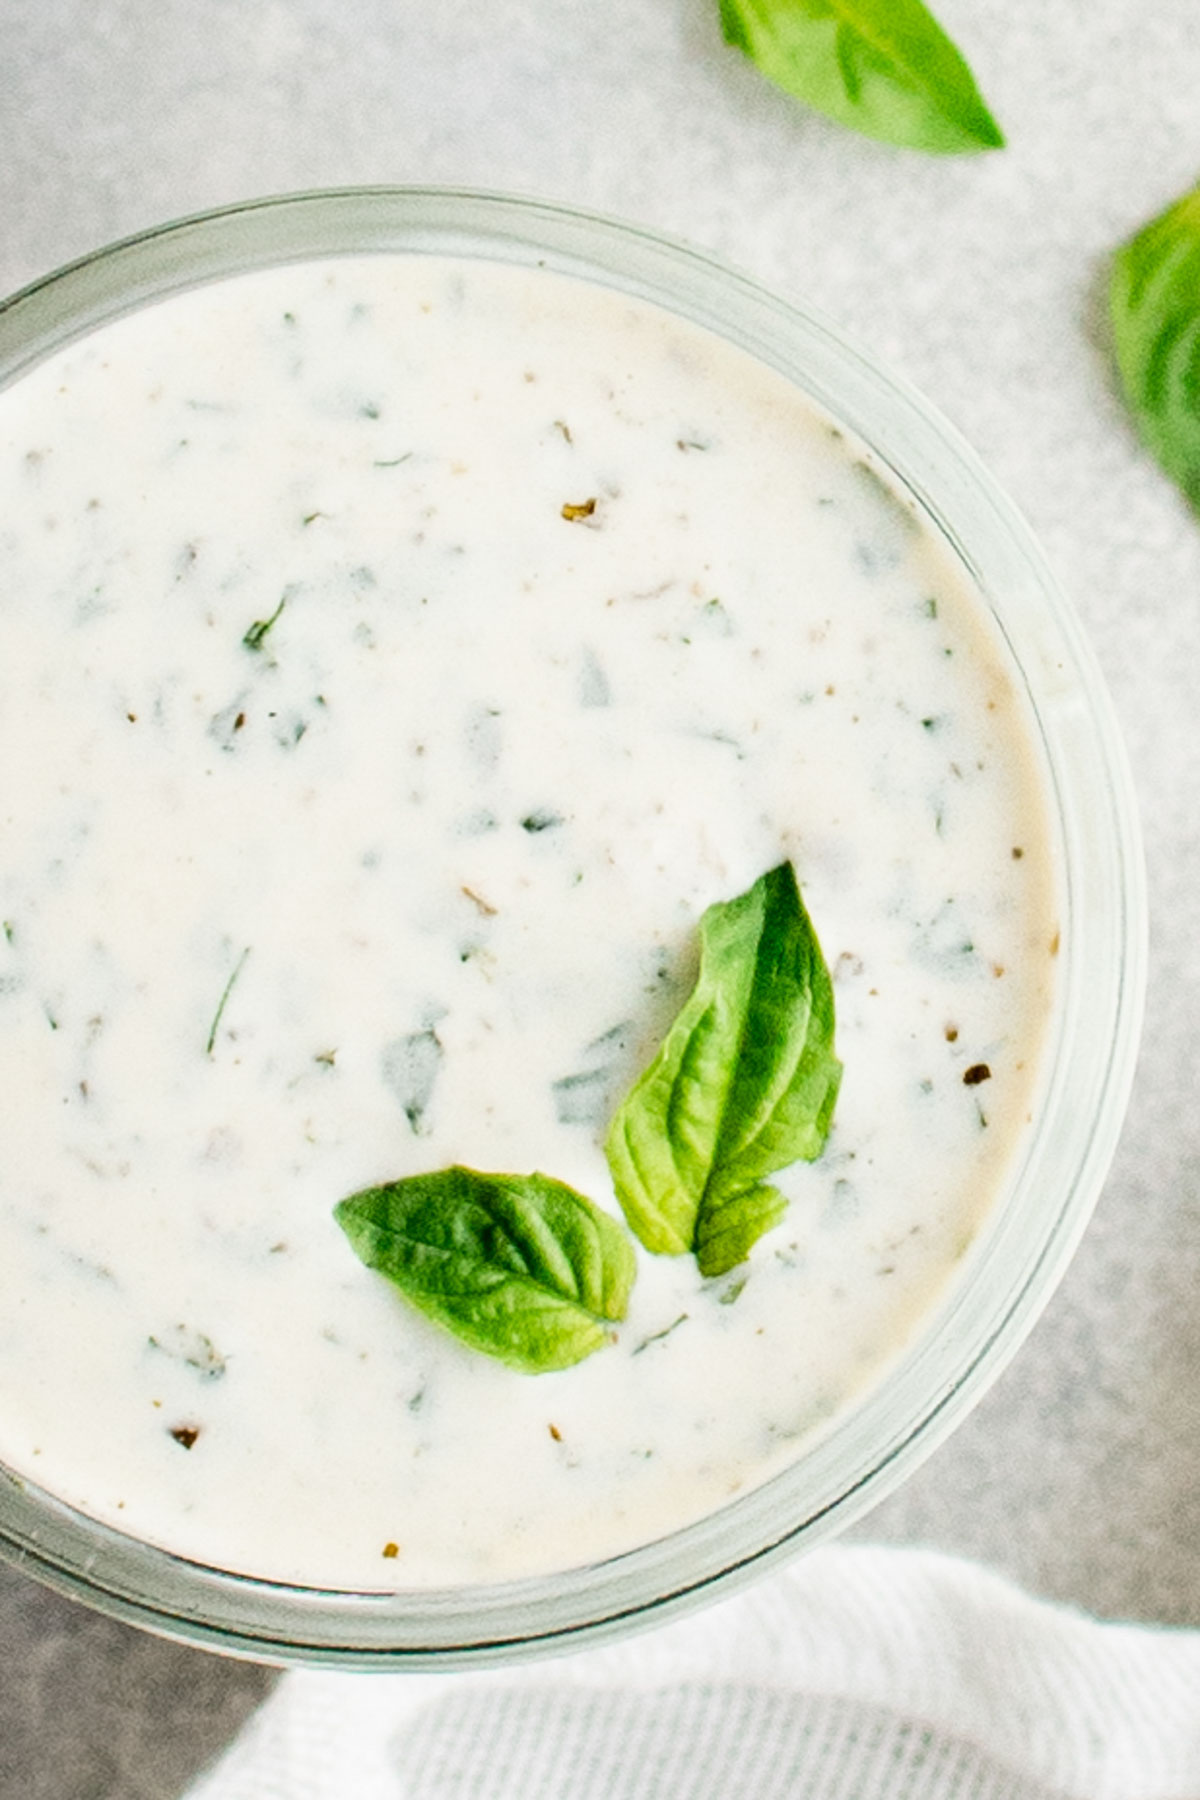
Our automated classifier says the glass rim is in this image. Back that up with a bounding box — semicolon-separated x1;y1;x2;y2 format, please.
0;186;1148;1667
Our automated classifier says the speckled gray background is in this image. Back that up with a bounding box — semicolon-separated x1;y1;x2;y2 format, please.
3;1;1199;1794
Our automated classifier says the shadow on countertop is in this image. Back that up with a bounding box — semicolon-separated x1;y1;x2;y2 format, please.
0;1565;276;1800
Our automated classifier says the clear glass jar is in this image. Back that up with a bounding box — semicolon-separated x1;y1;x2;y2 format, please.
0;189;1146;1666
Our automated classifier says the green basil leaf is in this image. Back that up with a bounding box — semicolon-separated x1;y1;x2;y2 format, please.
334;1166;636;1374
694;1180;789;1278
1110;184;1200;510
719;0;1004;155
605;863;842;1277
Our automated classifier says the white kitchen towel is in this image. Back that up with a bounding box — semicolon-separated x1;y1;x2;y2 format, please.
187;1545;1200;1800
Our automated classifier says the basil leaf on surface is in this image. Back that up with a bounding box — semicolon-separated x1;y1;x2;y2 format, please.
335;1166;636;1374
605;863;842;1278
694;1180;789;1280
1111;184;1200;510
719;0;1004;156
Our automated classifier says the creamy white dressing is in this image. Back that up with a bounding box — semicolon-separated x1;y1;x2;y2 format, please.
0;256;1058;1588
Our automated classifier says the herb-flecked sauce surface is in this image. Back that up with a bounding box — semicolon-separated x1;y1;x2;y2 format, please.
0;256;1058;1587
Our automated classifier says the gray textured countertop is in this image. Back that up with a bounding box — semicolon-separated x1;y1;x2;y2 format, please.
3;1;1199;1794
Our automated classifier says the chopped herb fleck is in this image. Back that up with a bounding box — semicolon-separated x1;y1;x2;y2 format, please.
552;1020;632;1126
149;1325;227;1381
242;594;287;651
551;1067;611;1126
380;1028;443;1133
461;885;497;916
273;713;308;748
520;809;564;834
632;1313;689;1355
206;946;251;1057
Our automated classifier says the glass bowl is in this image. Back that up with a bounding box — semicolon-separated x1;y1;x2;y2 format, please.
0;188;1146;1666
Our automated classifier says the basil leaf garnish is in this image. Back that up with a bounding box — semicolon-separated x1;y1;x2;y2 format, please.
334;1166;636;1373
719;0;1004;155
605;863;841;1278
1110;183;1200;510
